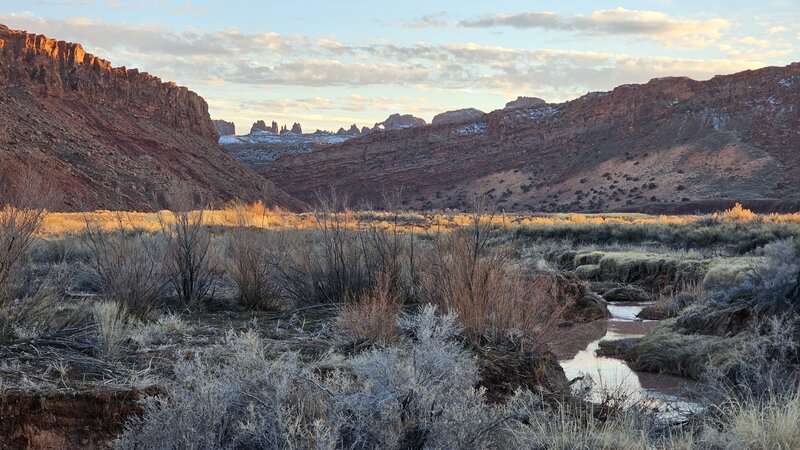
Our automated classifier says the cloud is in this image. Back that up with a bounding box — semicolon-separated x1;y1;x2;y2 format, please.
403;13;448;29
457;8;730;48
0;12;778;129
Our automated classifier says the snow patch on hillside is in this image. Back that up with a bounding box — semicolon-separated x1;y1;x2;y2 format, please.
453;123;487;136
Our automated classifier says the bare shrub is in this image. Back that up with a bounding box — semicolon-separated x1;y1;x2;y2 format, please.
83;214;165;317
420;213;564;346
227;227;281;311
0;263;88;343
336;275;402;343
159;188;213;308
0;170;51;306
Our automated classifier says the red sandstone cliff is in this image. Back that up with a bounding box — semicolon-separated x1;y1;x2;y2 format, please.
0;24;300;211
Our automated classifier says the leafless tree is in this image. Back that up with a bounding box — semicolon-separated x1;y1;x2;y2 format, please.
0;167;52;306
159;186;213;308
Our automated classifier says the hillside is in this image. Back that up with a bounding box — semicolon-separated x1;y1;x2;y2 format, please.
0;24;300;211
263;63;800;213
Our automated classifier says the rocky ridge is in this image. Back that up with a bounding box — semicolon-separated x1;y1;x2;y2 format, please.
0;24;300;210
262;63;800;213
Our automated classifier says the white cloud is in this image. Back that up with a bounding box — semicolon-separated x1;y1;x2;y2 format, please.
458;8;730;49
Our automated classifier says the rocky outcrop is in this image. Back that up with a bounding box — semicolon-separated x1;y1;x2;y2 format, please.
504;96;547;110
0;25;216;142
431;108;485;126
290;122;302;134
376;113;427;131
250;120;280;134
251;120;269;134
336;124;363;136
263;62;800;212
0;24;301;211
212;119;235;136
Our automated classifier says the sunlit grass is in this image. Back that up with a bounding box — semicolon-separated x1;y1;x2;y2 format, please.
35;201;800;238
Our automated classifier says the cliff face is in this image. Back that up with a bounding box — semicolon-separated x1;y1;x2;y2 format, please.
263;63;800;213
0;24;301;211
0;25;217;141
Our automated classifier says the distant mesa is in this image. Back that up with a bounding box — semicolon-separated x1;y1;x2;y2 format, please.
375;113;427;131
504;96;548;110
431;108;485;126
212;119;235;136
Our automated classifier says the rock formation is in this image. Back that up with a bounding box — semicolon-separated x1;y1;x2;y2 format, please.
376;113;427;131
431;108;485;126
250;120;280;134
262;63;800;213
504;96;547;110
213;119;235;136
0;24;301;211
250;120;269;133
290;122;302;134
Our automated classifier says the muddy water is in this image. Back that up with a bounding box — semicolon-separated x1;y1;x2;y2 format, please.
554;302;700;417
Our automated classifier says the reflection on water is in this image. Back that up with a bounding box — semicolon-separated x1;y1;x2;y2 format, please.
557;302;700;418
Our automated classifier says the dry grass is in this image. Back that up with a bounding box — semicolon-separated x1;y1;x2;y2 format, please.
707;390;800;449
92;301;129;360
420;214;566;347
337;276;402;343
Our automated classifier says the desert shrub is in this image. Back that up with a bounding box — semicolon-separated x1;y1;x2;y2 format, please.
113;306;514;450
227;228;281;311
718;202;758;222
336;275;402;343
420;216;564;345
160;208;213;308
0;196;49;307
699;316;799;404
0;263;88;343
272;195;415;306
93;301;130;359
83;216;165;317
744;238;800;315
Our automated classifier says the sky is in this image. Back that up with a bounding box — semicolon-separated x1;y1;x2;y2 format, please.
0;1;798;132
